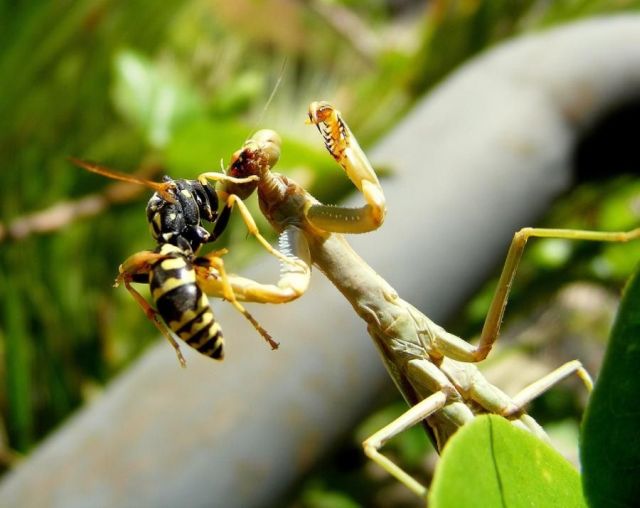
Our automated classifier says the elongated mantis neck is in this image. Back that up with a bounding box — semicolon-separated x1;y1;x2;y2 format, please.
310;232;399;325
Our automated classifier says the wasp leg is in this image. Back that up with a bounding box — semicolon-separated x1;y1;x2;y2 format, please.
208;199;232;244
117;250;186;367
305;101;386;234
196;226;311;304
197;172;259;185
215;192;308;271
114;249;166;287
195;251;279;350
123;279;187;367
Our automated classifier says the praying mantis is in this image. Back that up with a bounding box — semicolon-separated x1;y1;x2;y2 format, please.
192;102;640;497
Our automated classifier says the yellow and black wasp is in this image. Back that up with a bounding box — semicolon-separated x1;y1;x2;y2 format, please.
71;155;284;365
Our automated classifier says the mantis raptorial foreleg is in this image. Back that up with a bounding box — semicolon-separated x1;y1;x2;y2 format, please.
196;171;258;185
197;171;305;269
196;227;312;304
305;101;386;233
220;193;300;267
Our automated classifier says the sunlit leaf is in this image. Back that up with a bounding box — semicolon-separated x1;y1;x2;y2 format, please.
430;415;585;508
581;264;640;507
112;50;203;148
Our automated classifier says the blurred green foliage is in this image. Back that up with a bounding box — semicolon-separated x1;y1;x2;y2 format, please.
1;0;640;506
0;0;383;458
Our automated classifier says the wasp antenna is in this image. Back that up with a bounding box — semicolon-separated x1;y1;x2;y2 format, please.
69;157;175;203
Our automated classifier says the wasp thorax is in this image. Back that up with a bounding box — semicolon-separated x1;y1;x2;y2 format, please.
146;178;219;253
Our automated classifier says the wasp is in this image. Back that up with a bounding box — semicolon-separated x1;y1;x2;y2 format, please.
71;156;292;365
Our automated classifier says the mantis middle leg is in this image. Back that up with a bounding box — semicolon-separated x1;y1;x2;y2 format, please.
426;227;640;365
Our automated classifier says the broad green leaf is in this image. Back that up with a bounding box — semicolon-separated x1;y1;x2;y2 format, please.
581;265;640;507
112;50;203;148
301;486;361;508
430;415;585;508
164;116;252;174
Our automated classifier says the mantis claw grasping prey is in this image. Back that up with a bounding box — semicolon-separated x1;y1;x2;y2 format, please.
199;101;640;497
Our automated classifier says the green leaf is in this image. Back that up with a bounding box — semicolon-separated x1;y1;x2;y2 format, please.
164;116;250;174
430;415;585;508
581;264;640;507
112;50;203;148
301;486;361;508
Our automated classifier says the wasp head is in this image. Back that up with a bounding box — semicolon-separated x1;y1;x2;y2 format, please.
223;129;281;199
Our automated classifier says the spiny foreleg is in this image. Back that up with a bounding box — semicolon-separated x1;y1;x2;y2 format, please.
305;101;386;234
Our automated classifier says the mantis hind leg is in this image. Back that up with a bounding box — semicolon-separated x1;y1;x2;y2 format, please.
362;356;476;498
504;360;593;417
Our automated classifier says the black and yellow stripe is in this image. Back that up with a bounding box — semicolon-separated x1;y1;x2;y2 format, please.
149;244;224;360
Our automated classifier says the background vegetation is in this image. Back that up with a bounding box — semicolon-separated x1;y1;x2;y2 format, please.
1;1;639;506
